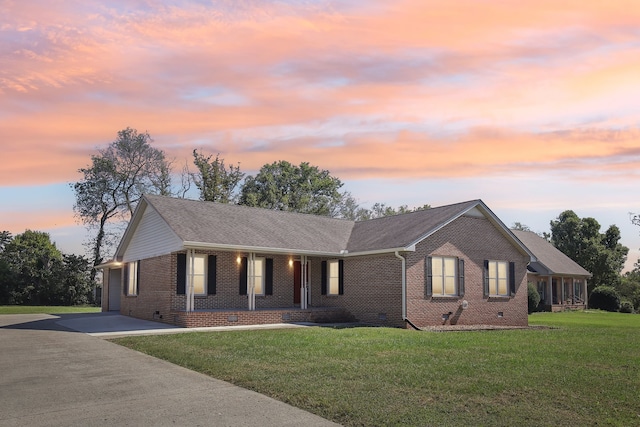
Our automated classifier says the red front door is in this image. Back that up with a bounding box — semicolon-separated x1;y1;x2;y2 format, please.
293;261;301;304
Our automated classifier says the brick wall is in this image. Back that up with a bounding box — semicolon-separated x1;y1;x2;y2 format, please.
310;254;404;327
120;254;174;325
405;215;530;327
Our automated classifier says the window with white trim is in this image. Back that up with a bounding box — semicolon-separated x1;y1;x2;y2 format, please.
488;260;508;296
189;254;207;296
328;260;340;295
253;257;265;296
127;261;138;296
431;256;457;296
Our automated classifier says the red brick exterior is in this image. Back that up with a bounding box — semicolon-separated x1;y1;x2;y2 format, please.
405;216;529;327
116;215;529;328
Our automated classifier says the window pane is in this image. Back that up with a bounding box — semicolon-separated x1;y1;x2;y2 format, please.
498;278;507;295
432;258;443;277
432;275;444;295
128;262;137;295
329;277;340;295
193;256;205;274
444;257;455;275
444;276;456;295
193;275;205;295
254;276;264;295
254;258;264;295
497;262;507;280
489;261;497;280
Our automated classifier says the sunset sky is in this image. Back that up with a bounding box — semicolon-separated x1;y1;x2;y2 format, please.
2;0;640;269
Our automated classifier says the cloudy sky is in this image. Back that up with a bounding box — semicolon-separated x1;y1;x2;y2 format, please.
2;0;640;269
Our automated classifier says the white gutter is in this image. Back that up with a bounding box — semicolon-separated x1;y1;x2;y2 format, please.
394;251;406;320
183;241;415;258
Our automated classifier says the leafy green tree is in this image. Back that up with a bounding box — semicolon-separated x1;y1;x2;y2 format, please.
71;127;172;277
589;285;621;312
528;282;541;313
0;231;94;305
550;211;628;293
190;150;244;202
1;230;62;305
239;161;344;216
512;222;532;232
619;266;640;311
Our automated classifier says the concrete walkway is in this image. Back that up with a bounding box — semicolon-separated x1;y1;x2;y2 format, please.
0;313;340;427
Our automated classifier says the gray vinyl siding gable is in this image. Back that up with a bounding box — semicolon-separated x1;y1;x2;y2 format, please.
122;205;183;262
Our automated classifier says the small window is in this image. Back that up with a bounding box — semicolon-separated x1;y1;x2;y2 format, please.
488;260;509;296
189;254;207;296
253;257;265;296
328;260;340;295
431;256;457;296
127;261;138;296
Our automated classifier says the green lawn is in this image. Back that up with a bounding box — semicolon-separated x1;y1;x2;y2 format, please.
114;311;640;426
0;305;101;314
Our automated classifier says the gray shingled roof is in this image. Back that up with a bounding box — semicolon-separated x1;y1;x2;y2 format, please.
144;194;354;254
511;229;591;277
346;200;480;252
137;195;526;257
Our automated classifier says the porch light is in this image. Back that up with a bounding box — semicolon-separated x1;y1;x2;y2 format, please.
236;256;241;265
289;259;293;268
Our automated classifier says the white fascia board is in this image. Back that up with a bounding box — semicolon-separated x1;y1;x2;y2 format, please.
182;241;415;258
182;241;342;257
342;246;415;257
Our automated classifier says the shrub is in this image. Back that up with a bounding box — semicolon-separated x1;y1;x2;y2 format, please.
589;286;621;312
528;282;540;314
619;300;634;314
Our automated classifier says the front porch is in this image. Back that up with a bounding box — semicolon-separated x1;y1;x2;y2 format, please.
170;306;356;328
534;275;588;312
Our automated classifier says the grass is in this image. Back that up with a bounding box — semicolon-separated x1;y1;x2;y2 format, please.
0;305;101;314
113;311;640;426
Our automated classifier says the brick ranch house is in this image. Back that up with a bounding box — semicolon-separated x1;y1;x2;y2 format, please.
511;230;591;312
98;195;536;329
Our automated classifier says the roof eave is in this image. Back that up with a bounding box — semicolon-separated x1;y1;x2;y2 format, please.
182;241;416;258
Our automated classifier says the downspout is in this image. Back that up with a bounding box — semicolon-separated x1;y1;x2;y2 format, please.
395;251;419;330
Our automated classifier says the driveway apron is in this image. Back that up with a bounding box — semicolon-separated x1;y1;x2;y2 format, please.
0;314;340;427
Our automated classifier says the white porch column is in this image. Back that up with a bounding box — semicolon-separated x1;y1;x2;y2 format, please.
300;255;308;309
561;276;565;305
547;276;553;308
248;252;255;311
186;249;195;312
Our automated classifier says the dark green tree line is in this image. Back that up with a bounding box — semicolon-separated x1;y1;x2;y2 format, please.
0;231;94;305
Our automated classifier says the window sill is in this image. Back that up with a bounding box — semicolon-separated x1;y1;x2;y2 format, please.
125;295;137;298
487;296;511;301
429;296;461;300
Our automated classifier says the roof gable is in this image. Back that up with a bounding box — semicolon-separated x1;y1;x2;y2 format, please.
511;229;591;277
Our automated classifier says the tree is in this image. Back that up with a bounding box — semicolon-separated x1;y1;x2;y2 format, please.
550;210;628;293
0;230;62;305
190;150;244;202
239;161;344;216
512;222;532;232
71;128;172;277
0;231;94;306
588;285;621;312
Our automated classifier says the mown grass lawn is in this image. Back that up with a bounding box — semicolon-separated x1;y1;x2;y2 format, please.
114;311;640;426
0;305;101;314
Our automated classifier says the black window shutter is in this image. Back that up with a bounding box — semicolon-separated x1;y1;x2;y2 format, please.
123;263;129;296
265;258;273;295
207;255;217;295
509;261;516;296
239;257;248;295
136;261;141;294
458;258;465;297
321;261;327;295
425;256;433;298
483;260;489;297
177;253;186;295
338;259;344;295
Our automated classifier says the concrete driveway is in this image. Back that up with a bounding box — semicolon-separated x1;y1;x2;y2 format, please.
0;313;340;427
